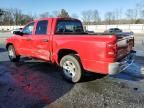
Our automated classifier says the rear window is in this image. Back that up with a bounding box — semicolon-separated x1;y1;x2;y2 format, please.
55;20;84;34
35;20;48;35
115;28;120;30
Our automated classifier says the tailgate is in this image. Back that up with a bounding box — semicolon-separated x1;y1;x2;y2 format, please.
116;32;134;60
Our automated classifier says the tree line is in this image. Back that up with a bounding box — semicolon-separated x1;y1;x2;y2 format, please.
0;8;70;25
0;8;34;25
81;0;144;25
1;1;144;25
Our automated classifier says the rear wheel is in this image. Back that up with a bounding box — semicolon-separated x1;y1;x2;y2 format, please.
60;54;83;83
8;45;20;62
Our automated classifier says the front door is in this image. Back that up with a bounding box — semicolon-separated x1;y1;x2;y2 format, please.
17;22;35;56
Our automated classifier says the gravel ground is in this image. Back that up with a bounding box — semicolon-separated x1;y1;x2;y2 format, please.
0;33;144;108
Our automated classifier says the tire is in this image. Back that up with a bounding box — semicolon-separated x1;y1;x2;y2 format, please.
60;54;83;83
7;45;20;62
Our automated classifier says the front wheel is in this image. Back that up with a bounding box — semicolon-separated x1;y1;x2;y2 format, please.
60;54;83;83
7;45;20;62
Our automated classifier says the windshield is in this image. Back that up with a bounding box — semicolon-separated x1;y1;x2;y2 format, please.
56;20;84;34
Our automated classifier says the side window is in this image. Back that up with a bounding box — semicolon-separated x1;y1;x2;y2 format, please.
35;20;48;35
22;22;34;35
56;21;65;33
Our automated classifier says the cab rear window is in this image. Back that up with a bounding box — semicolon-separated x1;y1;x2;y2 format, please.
56;20;84;34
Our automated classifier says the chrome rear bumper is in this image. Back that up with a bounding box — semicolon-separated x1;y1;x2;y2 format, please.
108;50;136;75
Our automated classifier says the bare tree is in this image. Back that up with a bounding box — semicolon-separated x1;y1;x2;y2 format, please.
0;9;4;25
114;9;123;24
81;10;93;25
138;1;144;19
0;8;34;25
58;9;69;18
39;12;50;18
1;9;14;25
141;10;144;18
71;13;79;19
11;8;23;25
0;9;4;16
92;10;101;24
125;9;138;24
51;11;59;17
105;12;115;24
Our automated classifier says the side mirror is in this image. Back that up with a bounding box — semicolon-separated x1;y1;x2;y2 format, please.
13;31;23;36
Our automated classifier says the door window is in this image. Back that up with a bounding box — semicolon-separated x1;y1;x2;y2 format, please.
22;22;34;35
35;20;48;35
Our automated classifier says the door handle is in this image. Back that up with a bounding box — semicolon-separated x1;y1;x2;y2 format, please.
26;38;31;41
42;39;49;42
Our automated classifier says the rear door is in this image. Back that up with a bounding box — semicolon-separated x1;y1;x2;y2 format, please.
31;20;51;60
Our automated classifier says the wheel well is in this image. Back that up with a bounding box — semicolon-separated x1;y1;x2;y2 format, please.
6;43;13;49
58;49;78;63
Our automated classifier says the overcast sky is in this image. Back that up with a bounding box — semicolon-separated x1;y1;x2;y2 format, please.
0;0;142;19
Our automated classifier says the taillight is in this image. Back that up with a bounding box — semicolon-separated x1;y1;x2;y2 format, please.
106;43;117;58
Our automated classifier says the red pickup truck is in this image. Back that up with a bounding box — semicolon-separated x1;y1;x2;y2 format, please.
6;18;136;83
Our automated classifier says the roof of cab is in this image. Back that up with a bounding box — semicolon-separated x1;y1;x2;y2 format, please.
33;17;80;22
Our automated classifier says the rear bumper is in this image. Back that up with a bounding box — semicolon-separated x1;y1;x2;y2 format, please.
108;50;136;75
